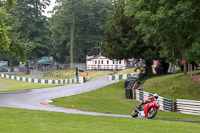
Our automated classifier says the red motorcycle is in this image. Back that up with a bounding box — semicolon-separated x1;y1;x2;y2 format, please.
131;100;160;119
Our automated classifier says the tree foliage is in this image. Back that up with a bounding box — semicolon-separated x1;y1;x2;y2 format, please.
13;0;51;70
125;0;200;64
50;0;113;63
0;0;16;52
103;0;158;76
0;7;10;52
104;0;200;75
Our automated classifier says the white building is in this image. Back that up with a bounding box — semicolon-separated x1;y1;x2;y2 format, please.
86;55;126;70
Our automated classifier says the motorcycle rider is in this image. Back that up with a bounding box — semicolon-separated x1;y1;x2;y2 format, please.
137;93;159;111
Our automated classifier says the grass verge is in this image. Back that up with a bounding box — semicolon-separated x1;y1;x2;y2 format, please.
52;80;200;121
142;72;200;101
0;107;199;133
87;71;114;80
114;68;141;75
0;77;63;92
11;70;76;80
13;68;140;80
10;70;114;80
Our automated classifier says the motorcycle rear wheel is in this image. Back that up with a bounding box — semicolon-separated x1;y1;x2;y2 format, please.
147;108;157;119
131;108;138;118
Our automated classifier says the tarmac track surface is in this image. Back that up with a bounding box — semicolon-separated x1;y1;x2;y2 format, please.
0;74;199;124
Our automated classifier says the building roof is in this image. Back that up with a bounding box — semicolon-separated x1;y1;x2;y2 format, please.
86;55;108;61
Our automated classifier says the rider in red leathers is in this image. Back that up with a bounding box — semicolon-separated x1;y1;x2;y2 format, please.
137;93;159;111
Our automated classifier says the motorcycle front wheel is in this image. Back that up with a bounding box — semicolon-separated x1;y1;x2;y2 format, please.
131;108;138;118
147;107;157;119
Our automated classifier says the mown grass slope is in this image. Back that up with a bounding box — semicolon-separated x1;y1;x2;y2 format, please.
0;77;62;92
0;107;199;133
52;80;200;121
142;73;200;101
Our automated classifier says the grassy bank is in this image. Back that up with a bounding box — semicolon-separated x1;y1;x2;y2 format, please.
53;80;138;114
0;77;63;92
52;80;200;121
12;70;76;80
13;68;140;80
0;68;139;92
87;71;113;80
0;107;199;133
142;73;200;101
11;70;114;80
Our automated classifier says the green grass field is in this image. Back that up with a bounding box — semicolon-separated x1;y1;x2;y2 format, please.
87;70;114;80
15;70;76;80
0;77;63;92
0;107;199;133
52;80;200;122
12;70;114;80
114;68;141;75
142;73;200;101
0;71;200;132
0;68;139;92
13;68;140;80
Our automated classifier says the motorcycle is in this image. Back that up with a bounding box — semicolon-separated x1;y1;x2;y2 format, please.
131;100;160;119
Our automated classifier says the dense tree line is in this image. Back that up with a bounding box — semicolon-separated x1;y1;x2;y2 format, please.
50;0;113;63
0;0;113;72
1;0;50;72
1;0;200;75
103;0;200;76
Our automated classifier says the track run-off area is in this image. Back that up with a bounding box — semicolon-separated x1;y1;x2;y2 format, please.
0;75;199;124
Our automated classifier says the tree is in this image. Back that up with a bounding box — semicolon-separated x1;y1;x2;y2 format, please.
5;14;26;71
0;6;10;52
126;0;200;74
13;0;51;71
50;0;113;64
103;1;158;76
0;0;16;52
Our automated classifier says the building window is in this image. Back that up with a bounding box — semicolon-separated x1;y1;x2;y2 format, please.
119;60;121;64
101;60;103;64
113;60;115;64
98;60;100;64
107;60;109;64
95;60;97;64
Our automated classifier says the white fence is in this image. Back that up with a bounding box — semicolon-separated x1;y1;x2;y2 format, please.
87;65;125;70
177;99;200;115
107;72;140;81
0;73;86;84
135;90;173;112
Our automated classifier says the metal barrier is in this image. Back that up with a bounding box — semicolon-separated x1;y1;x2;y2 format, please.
107;72;140;81
135;90;173;112
177;99;200;115
0;73;86;84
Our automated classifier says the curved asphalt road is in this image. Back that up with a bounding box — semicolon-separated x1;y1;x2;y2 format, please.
0;75;130;117
0;74;199;123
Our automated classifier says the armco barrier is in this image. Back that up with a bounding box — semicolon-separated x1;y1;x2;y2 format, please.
177;99;200;115
0;73;86;84
107;72;140;81
135;90;173;112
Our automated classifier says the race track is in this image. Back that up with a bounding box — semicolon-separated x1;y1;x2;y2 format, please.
0;74;199;123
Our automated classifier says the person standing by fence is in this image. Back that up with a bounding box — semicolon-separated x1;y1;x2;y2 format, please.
81;72;86;83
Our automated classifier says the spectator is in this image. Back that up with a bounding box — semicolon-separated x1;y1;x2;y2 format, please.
81;72;86;83
156;60;159;68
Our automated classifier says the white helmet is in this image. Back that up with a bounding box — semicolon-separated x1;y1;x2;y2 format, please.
153;93;158;99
